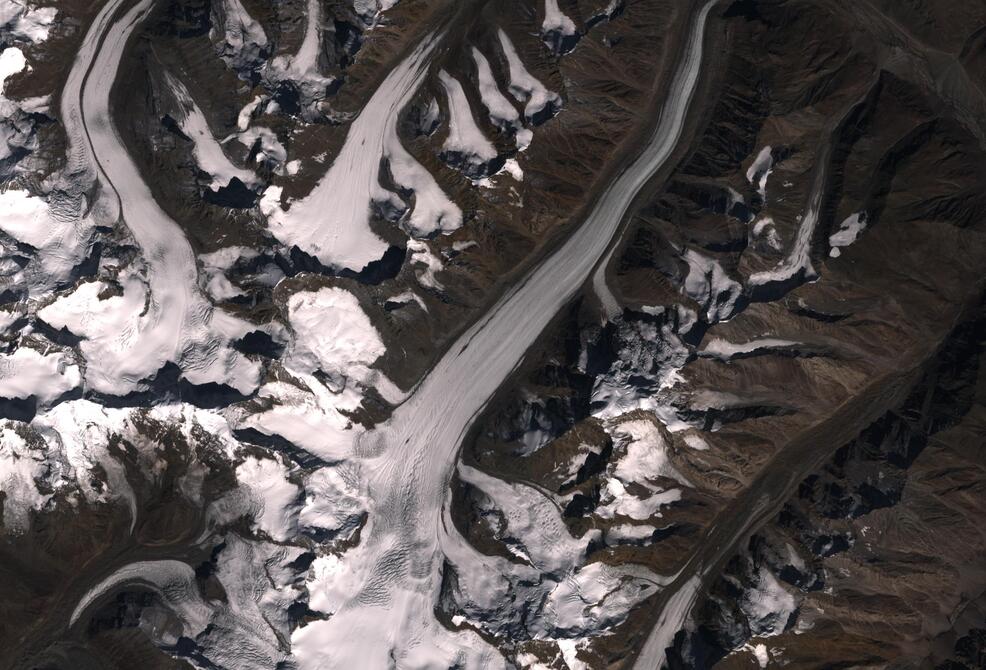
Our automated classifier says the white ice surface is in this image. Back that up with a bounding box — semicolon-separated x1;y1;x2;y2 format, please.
0;46;26;90
165;73;258;189
236;94;264;131
605;523;658;544
497;29;560;121
0;186;92;287
199;246;258;299
558;640;588;670
751;215;783;251
0;422;51;531
752;643;769;668
0;309;19;333
438;70;497;173
0;48;93;286
264;0;333;97
0;186;52;248
284;286;385;381
542;560;664;636
459;464;595;574
748;156;828;288
234;125;286;164
590;311;691;425
38;0;723;665
238;364;404;464
264;35;461;270
542;0;577;38
633;574;702;669
299;462;367;539
236;456;300;541
27;400;244;536
70;540;300;667
746;146;772;197
294;0;716;654
611;419;687;485
70;560;211;629
0;46;50;169
386;290;427;311
470;47;528;148
593;418;691;522
682;432;710;451
597;480;680;521
2;0;57;43
211;0;268;73
0;347;79;402
50;0;261;396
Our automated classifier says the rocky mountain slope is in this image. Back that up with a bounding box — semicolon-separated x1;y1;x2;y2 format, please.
0;0;985;668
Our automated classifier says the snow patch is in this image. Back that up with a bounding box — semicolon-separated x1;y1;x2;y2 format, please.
746;146;773;197
700;336;800;361
828;211;867;257
682;249;742;322
407;239;444;290
595;419;688;520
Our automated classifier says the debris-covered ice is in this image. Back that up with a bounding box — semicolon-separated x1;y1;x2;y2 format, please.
210;0;268;80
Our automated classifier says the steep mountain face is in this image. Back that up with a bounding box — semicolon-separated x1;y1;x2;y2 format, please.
461;0;986;667
0;0;985;668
